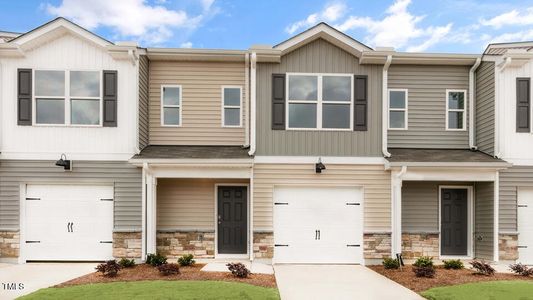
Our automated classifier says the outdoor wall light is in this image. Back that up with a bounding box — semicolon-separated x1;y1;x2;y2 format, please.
315;158;326;173
55;153;72;171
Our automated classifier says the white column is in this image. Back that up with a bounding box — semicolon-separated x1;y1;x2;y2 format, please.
494;171;500;261
391;167;406;256
141;165;147;260
146;173;157;255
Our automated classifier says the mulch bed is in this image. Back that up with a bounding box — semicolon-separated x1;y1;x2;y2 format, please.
55;264;276;288
369;265;533;293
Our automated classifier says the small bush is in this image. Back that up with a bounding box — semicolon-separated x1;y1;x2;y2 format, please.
470;260;495;276
509;263;533;276
382;257;400;269
226;262;251;278
178;254;195;267
95;260;121;277
158;263;180;276
146;253;167;267
443;259;464;270
413;266;436;278
413;256;434;268
118;258;136;268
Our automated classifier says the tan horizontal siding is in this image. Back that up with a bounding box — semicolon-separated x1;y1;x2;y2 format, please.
253;164;391;232
499;166;533;232
475;182;494;260
149;61;247;145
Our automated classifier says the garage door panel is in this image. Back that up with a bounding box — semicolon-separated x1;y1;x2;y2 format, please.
518;188;533;264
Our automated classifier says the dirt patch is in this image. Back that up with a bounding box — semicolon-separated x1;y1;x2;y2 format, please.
56;264;276;288
369;265;533;293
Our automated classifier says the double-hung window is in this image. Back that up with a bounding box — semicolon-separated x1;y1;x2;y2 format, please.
161;85;182;126
388;89;408;130
222;86;242;127
287;73;353;130
446;90;466;130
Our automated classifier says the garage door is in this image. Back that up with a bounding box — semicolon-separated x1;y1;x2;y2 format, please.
273;186;363;264
518;188;533;264
24;185;114;261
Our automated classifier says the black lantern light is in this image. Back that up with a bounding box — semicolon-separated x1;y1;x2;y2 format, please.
315;157;326;173
55;153;72;171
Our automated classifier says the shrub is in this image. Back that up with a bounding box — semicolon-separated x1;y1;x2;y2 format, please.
470;260;495;276
382;257;400;269
509;263;533;276
178;254;195;267
443;259;464;270
413;256;434;268
118;258;136;268
95;260;121;277
226;262;251;278
413;266;436;278
158;263;180;276
146;253;167;267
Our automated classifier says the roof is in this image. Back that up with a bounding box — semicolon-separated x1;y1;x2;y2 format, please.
386;148;510;167
484;41;533;55
131;145;252;160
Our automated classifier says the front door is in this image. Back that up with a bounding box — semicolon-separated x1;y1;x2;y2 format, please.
217;186;247;254
441;188;468;256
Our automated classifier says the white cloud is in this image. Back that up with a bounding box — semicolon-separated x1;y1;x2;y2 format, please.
285;2;346;34
490;29;533;43
480;8;533;29
406;24;452;52
180;41;193;48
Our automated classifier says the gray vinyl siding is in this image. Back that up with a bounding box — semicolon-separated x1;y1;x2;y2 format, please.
475;182;494;260
0;160;142;231
499;166;533;232
388;65;470;149
475;61;495;156
139;55;150;150
402;181;439;232
256;38;383;156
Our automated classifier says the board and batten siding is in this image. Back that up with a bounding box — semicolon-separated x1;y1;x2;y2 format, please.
148;61;247;146
475;61;495;156
253;164;391;232
138;55;150;150
256;38;383;156
0;160;142;231
157;178;249;231
499;166;533;232
388;65;470;149
475;182;494;260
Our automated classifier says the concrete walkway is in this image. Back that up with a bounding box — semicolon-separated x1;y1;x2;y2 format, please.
274;265;423;300
0;263;96;300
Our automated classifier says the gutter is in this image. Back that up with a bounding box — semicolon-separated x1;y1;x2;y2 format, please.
382;55;392;158
469;58;481;150
244;53;250;147
248;52;257;156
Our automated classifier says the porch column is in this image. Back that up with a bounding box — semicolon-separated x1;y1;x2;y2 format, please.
391;167;406;256
494;171;500;261
146;173;157;255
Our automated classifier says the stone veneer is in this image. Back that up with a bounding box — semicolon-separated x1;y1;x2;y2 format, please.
253;232;274;259
113;232;142;259
363;233;391;259
499;233;518;261
401;233;439;259
0;231;19;258
156;231;214;258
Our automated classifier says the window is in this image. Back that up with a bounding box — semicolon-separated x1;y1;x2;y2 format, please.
446;90;466;130
222;87;242;127
161;85;181;126
388;89;408;130
287;73;353;130
70;71;100;125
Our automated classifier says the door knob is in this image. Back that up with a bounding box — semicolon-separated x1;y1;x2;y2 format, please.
218;215;221;225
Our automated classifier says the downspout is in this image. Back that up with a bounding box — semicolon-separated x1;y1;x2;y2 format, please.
244;53;250;147
469;57;481;150
248;52;257;156
382;55;392;158
495;57;512;158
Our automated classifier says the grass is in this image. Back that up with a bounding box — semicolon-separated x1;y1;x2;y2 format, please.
421;280;533;300
18;280;280;300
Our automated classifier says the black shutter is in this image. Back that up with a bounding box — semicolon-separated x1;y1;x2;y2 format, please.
17;69;32;126
517;77;530;132
354;75;368;131
103;70;118;127
272;74;286;130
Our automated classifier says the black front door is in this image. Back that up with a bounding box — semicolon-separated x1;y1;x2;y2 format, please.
441;188;468;256
217;186;247;254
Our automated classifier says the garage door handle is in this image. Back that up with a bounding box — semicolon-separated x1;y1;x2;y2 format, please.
26;240;41;243
100;198;114;201
274;244;289;247
100;241;113;244
347;244;360;247
518;246;528;248
274;202;288;205
518;205;528;208
26;197;40;200
346;203;360;206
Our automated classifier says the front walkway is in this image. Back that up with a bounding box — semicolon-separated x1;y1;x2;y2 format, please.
274;265;423;300
0;262;96;299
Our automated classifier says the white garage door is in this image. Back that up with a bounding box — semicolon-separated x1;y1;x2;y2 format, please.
518;188;533;265
24;185;114;261
273;186;363;264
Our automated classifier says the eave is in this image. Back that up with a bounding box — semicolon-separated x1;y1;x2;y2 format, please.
146;48;247;62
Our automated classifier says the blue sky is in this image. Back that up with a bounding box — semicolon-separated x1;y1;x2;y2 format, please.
1;0;532;53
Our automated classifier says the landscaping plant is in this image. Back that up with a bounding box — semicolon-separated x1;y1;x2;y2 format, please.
178;254;196;267
226;262;251;278
146;253;167;267
95;260;121;277
470;260;495;276
382;257;400;269
412;256;435;278
509;263;533;276
443;259;464;270
413;256;434;268
118;258;136;268
158;263;180;276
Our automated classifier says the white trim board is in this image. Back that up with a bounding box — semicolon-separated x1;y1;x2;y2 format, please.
253;156;387;164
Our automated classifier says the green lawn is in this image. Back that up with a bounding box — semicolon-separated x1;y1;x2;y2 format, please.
422;280;533;300
18;280;279;300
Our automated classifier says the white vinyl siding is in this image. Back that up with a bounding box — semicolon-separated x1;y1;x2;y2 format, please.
160;85;182;127
388;89;408;130
221;86;242;127
446;89;467;131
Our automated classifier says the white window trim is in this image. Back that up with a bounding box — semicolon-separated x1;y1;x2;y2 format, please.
221;86;243;128
445;89;467;131
388;88;408;130
32;69;103;127
160;85;182;127
286;73;354;131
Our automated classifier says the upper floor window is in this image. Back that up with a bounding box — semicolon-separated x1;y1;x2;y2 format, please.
287;73;353;130
388;89;408;130
446;90;466;131
222;86;242;127
161;85;181;126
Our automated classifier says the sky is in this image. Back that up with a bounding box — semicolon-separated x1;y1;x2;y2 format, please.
0;0;532;53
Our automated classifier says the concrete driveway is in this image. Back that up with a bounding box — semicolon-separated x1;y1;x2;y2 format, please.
274;265;423;300
0;263;96;300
